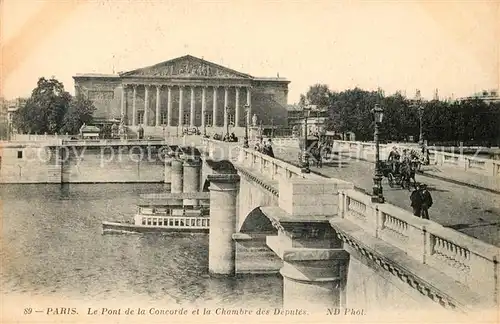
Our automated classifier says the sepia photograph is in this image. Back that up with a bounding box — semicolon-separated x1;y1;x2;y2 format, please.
1;1;499;323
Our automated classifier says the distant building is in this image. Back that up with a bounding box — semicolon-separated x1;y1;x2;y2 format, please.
73;54;290;137
287;104;329;135
458;89;500;104
2;98;28;137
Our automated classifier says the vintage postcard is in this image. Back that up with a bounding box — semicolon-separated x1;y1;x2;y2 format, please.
1;1;498;323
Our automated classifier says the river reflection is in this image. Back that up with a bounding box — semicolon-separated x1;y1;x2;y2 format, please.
0;183;282;307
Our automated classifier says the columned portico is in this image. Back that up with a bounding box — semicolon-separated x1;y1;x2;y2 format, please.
125;83;256;131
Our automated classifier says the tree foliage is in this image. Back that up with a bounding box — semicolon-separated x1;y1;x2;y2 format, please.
60;95;96;134
299;85;500;145
13;77;96;134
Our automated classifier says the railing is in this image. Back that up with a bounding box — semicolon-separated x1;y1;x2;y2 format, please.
338;188;499;303
203;138;335;183
62;139;167;146
139;215;210;228
11;134;72;142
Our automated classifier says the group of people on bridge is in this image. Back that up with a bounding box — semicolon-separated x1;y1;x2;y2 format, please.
254;139;275;158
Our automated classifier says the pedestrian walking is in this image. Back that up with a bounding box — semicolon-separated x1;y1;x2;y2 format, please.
420;184;433;220
410;184;423;217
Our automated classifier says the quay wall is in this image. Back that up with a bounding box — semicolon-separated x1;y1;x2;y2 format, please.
0;144;164;184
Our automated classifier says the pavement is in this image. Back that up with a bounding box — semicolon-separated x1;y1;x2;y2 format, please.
273;146;500;247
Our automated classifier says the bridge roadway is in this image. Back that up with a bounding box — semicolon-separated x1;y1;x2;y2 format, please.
272;146;500;247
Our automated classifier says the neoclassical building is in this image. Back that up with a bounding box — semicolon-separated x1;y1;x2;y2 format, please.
73;55;290;135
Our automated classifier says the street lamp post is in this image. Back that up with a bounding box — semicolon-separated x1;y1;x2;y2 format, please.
371;104;385;203
271;118;274;139
243;104;250;148
259;121;263;144
418;104;424;145
301;104;311;173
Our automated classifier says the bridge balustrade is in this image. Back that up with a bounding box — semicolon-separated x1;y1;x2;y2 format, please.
333;140;500;178
338;189;499;302
203;138;304;182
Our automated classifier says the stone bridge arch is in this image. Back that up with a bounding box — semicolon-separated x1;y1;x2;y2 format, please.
239;206;277;234
236;169;279;231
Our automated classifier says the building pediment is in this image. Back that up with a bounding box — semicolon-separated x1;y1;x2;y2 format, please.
120;55;252;79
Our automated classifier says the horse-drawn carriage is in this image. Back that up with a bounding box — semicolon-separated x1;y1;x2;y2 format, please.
380;159;419;191
298;135;332;168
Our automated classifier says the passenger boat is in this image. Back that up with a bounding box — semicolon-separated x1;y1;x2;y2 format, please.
102;203;210;234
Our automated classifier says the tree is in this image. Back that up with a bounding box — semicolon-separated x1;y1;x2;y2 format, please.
305;84;331;108
60;95;96;134
13;77;72;134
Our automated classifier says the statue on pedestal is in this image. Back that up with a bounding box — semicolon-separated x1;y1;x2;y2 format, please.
252;114;258;127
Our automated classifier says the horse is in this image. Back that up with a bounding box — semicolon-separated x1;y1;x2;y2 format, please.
399;159;418;190
409;149;428;170
310;146;323;168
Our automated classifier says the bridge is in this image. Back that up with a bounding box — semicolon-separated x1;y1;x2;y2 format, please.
187;138;499;317
2;134;498;317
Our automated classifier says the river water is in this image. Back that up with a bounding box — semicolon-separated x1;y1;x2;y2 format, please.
0;183;282;308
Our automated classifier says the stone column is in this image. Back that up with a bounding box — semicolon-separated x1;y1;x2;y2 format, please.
132;85;137;126
212;86;218;127
190;86;196;128
183;158;201;206
178;86;184;127
167;86;172;127
201;86;207;128
208;174;240;276
144;85;149;126
171;158;184;204
235;87;240;127
121;85;126;117
223;87;229;131
246;87;251;125
155;85;161;126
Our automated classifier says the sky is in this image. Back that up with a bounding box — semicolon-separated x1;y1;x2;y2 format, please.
1;0;499;103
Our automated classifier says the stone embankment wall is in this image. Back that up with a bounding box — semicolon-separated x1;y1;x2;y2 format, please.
0;144;164;183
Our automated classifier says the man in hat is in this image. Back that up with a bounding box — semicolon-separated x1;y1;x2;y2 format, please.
410;183;423;217
387;146;401;174
264;139;275;158
419;184;433;220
